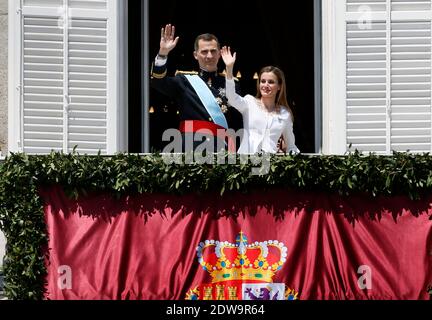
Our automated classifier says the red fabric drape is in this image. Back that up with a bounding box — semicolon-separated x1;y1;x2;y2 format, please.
40;186;432;300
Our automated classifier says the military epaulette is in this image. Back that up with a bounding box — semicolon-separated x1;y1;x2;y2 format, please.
175;70;198;76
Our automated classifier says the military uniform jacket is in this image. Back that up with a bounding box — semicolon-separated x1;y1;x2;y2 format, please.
151;62;243;132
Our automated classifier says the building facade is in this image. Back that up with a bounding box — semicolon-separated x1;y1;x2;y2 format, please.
3;0;432;156
2;0;432;266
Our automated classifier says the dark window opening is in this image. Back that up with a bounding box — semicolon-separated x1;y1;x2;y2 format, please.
128;0;316;153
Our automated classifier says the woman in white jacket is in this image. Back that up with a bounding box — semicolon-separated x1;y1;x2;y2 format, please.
221;46;300;154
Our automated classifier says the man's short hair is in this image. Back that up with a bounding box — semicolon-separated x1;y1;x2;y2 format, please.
194;33;220;51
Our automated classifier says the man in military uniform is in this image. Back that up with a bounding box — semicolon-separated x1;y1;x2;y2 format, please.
151;24;243;153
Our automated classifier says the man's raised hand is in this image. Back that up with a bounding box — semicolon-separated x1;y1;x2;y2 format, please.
159;24;179;56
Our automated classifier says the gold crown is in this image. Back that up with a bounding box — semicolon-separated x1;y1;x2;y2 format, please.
196;232;288;283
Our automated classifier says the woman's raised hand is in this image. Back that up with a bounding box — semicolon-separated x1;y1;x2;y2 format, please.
221;46;236;68
159;24;179;55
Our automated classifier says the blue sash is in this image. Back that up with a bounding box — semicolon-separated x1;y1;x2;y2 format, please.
184;74;228;129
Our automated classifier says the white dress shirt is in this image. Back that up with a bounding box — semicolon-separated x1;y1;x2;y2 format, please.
154;54;168;66
226;78;300;154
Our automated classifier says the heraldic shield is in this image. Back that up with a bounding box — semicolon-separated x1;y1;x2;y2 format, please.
186;232;299;300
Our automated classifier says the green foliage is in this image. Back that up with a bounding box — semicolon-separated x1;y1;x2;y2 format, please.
1;150;432;299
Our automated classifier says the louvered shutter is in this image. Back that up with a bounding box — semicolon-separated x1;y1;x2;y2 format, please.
390;2;431;152
346;0;389;153
68;17;108;154
9;0;123;154
21;1;65;154
345;0;432;154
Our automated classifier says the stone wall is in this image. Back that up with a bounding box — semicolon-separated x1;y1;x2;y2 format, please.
0;0;7;155
0;0;7;267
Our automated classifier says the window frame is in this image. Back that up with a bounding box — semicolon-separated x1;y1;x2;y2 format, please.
8;0;128;154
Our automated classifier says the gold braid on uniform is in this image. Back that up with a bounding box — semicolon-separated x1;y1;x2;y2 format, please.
175;70;198;76
151;70;167;79
150;63;167;79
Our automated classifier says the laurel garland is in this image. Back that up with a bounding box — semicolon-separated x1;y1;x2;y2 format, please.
1;151;432;299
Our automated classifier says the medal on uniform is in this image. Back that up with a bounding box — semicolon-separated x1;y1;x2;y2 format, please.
216;97;228;113
216;88;229;113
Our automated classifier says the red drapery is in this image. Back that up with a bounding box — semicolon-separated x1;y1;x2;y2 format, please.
40;186;432;300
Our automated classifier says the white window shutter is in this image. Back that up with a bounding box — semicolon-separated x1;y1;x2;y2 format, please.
9;0;125;155
346;0;389;154
390;13;432;152
68;17;108;154
345;0;432;154
22;14;65;154
346;0;387;12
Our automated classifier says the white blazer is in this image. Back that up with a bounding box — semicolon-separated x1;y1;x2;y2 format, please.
226;79;300;154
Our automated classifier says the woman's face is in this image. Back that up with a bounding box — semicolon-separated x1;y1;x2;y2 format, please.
259;72;280;99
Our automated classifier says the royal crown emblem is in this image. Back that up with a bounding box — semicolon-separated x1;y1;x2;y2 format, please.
186;232;299;300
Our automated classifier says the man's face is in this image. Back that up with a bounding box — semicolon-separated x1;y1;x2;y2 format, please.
193;39;220;72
